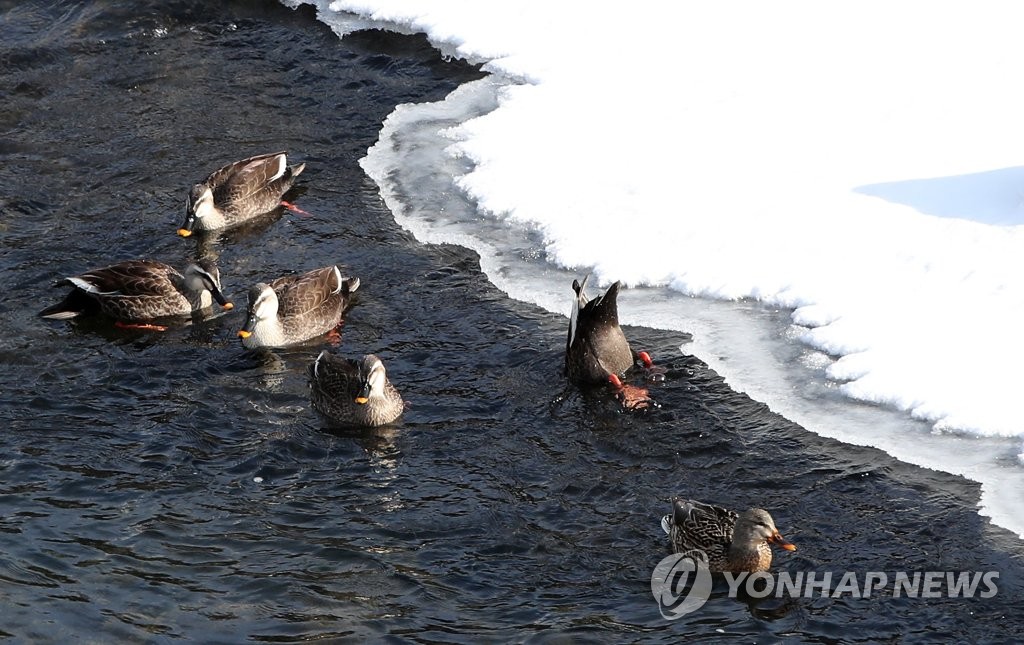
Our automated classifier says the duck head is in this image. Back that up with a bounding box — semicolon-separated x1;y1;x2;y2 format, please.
238;283;277;342
183;259;232;310
355;354;388;404
734;508;797;552
178;185;216;237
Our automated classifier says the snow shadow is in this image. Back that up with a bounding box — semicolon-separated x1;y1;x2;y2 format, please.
855;166;1024;226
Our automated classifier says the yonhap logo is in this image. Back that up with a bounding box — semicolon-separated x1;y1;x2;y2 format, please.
721;570;1000;600
650;550;713;619
650;557;1000;619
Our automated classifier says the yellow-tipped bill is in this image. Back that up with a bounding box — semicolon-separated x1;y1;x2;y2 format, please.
770;531;797;551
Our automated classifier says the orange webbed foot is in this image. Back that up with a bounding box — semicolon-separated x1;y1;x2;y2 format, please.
608;374;656;410
115;321;169;332
325;320;346;346
281;200;311;217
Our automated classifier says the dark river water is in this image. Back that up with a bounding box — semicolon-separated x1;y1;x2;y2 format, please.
1;1;1022;642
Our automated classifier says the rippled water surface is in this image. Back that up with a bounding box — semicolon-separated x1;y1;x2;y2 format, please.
2;1;1023;642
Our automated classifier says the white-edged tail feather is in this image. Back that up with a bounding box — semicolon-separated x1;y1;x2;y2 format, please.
236;153;286;183
569;274;590;349
40;308;80;320
68;276;118;296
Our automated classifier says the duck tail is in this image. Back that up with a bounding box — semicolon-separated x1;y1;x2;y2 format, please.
39;289;95;320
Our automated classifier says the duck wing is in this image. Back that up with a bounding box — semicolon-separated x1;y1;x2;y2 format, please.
209;152;287;202
669;498;737;558
567;274;590;355
308;351;362;399
40;260;184;321
69;260;179;298
270;266;359;318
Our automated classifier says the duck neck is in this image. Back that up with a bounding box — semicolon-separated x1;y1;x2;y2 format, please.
188;289;213;311
173;274;212;313
727;541;772;571
193;199;226;231
246;317;287;348
363;395;398;426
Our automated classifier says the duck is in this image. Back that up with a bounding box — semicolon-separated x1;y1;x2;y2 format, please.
660;498;796;573
177;151;306;236
565;275;655;408
238;265;359;349
307;352;404;427
565;275;633;384
39;258;232;329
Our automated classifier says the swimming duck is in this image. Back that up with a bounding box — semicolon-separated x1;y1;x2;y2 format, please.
238;265;359;349
565;275;655;409
308;352;404;427
661;498;796;573
39;258;232;328
178;151;306;236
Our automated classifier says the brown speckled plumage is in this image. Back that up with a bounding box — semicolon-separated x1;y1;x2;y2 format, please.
239;265;359;349
662;498;796;573
39;258;231;323
308;352;404;427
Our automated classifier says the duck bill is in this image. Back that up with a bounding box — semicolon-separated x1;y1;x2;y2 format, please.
770;531;797;551
238;316;255;339
211;287;233;310
177;213;195;237
354;381;371;405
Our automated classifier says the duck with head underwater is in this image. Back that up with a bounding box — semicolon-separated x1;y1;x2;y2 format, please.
564;274;662;409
